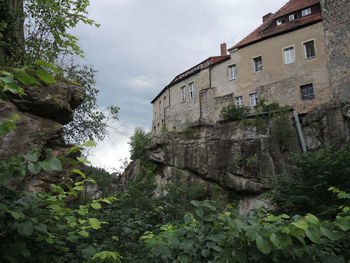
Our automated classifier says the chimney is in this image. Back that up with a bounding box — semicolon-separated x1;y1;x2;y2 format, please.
263;12;273;22
220;43;227;56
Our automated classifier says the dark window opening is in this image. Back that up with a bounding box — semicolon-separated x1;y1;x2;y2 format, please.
301;84;315;100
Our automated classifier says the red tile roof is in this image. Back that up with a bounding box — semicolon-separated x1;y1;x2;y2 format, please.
274;0;320;18
228;0;322;51
151;55;229;103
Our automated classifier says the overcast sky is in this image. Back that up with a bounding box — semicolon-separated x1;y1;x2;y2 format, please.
73;0;288;172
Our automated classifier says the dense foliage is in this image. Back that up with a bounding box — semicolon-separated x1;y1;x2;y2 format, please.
266;145;350;219
142;193;350;263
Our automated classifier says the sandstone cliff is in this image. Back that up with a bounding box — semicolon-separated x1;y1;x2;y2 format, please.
124;102;350;214
0;82;84;192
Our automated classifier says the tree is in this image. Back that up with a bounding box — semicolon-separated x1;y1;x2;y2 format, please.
0;0;99;65
63;64;119;145
0;0;25;64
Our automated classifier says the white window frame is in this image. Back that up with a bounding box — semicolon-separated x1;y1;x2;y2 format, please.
229;64;237;80
249;93;258;106
283;45;295;64
253;56;263;72
302;8;311;17
189;82;194;99
303;39;316;59
276;17;286;26
236;96;243;107
289;14;295;21
181;86;186;102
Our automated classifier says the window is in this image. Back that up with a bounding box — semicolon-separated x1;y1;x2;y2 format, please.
249;93;258;106
189;82;194;99
229;65;237;80
302;8;311;16
300;84;315;100
181;86;186;102
277;18;285;26
253;56;263;72
236;96;243;107
289;14;295;21
303;40;316;59
284;46;295;64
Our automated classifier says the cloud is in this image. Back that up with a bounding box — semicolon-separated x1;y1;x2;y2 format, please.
72;0;289;169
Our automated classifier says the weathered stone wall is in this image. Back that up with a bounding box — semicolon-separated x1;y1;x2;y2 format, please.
258;75;331;113
320;0;350;101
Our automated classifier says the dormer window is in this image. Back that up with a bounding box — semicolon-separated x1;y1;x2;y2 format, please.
289;14;295;21
302;8;311;16
277;18;285;26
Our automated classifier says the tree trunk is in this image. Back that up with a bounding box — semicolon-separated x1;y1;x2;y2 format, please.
0;0;24;65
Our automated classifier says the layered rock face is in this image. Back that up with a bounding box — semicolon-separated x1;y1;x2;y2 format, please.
126;102;350;214
0;82;84;191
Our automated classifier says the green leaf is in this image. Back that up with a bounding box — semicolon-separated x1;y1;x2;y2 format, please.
0;74;14;83
320;226;343;241
292;220;308;230
335;217;350;231
256;235;272;255
11;114;20;120
35;223;48;233
73;185;84;191
46;237;54;244
183;213;193;224
305;226;322;244
76;157;91;164
41;158;62;171
78;230;89;238
9;210;25;220
90;202;102;210
15;242;31;258
34;69;56;84
14;71;40;86
34;60;58;74
305;214;319;225
269;232;291;249
82;141;96;147
71;168;86;178
88;218;101;230
17;221;34;237
28;162;41;174
77;206;89;216
0;171;12;185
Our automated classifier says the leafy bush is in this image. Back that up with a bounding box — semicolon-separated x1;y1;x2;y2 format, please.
142;193;350;263
266;145;350;219
0;146;121;263
129;127;152;161
220;104;245;121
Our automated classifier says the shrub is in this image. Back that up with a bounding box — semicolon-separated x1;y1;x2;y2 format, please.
220;104;245;121
266;145;350;219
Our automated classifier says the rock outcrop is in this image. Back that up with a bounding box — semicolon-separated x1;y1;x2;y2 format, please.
0;82;85;192
124;102;350;214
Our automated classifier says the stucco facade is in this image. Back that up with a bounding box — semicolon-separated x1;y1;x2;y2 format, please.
211;22;330;114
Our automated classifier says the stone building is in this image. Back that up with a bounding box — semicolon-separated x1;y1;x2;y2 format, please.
151;0;339;134
151;48;229;133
